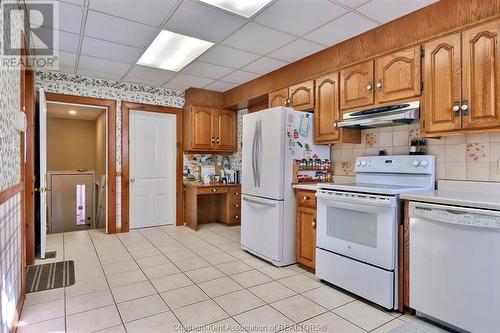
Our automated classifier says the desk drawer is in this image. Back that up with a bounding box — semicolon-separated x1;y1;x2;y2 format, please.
197;186;228;195
296;190;316;208
229;211;241;224
228;186;241;198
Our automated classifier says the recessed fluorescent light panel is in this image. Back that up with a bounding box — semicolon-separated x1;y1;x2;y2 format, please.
198;0;273;18
137;30;214;72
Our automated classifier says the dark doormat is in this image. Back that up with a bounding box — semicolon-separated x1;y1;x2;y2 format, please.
26;260;75;293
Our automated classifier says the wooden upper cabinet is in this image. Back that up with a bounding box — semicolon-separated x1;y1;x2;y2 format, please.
289;80;315;111
268;88;289;108
314;73;340;143
375;46;421;103
423;33;462;134
462;19;500;130
340;60;374;110
214;109;237;151
184;106;237;152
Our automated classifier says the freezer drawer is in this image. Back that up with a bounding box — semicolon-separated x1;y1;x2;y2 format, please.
241;195;284;262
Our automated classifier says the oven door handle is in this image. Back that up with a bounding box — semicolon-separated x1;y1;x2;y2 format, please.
316;190;396;207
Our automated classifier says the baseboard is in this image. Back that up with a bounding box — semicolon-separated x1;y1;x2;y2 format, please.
9;293;25;333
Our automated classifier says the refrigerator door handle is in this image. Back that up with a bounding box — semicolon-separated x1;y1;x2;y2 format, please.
252;121;258;186
256;120;262;187
243;196;276;207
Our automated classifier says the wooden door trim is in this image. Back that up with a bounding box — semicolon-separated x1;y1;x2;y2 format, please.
121;101;183;232
44;93;117;234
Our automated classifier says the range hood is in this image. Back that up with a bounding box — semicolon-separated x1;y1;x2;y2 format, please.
336;101;420;129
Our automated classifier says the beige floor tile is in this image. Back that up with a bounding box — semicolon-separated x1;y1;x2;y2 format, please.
215;260;253;275
300;312;364;333
241;257;271;269
65;276;109;297
248;281;296;303
99;252;133;265
67;304;122;333
301;286;355;310
271;295;327;323
193;318;245;333
106;269;147;287
117;294;169;323
20;299;65;324
175;256;211;272
214;289;265;316
259;266;298;280
278;274;323;293
204;253;237;265
101;260;139;275
95;324;126;333
129;247;161;259
75;264;105;281
371;318;406;333
227;249;252;260
198;276;243;297
66;289;114;315
233;305;294;333
174;299;229;328
125;311;181;333
124;241;153;251
135;254;170;268
23;288;64;306
333;300;394;331
161;284;209;309
287;265;309;274
230;270;272;288
142;262;180;279
165;249;198;262
17;318;65;333
186;266;225;283
151;272;193;292
111;280;157;303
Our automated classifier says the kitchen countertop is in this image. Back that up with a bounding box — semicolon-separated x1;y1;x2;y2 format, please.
184;182;241;188
401;185;500;211
293;183;319;191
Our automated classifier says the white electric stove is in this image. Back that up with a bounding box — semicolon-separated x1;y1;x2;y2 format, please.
315;155;435;310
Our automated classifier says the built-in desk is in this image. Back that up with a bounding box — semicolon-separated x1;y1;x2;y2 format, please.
184;183;241;230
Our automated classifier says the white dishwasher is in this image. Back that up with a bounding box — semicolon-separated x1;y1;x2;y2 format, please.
409;202;500;333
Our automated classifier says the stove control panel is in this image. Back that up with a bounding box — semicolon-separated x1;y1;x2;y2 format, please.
355;155;435;174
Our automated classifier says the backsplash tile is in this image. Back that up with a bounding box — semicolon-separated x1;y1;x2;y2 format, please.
331;123;500;182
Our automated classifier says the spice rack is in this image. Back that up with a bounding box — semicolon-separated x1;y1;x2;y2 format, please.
292;159;332;184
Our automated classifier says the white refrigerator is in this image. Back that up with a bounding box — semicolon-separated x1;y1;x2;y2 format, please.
241;107;329;266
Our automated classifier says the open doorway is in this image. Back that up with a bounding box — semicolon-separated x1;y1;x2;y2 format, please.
46;102;107;233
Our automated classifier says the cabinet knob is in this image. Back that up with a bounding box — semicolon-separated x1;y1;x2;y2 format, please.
211;189;217;192
312;218;316;228
452;105;460;112
376;80;382;89
235;215;239;219
461;100;469;116
211;137;215;143
453;102;461;116
367;82;373;91
234;192;239;195
303;196;309;201
234;204;239;208
461;104;468;111
216;137;220;144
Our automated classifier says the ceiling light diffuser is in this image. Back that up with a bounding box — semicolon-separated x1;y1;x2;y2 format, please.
137;30;214;72
198;0;273;18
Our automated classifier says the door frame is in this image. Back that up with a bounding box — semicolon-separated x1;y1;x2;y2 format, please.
121;101;183;232
44;93;117;233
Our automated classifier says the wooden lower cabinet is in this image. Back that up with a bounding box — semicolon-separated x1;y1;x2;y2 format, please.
296;190;317;271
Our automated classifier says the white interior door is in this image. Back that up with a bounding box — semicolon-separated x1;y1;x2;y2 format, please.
39;88;47;258
130;110;176;229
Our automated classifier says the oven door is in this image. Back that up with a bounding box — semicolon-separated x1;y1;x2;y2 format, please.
316;190;398;270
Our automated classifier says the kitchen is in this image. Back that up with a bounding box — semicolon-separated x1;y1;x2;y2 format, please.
2;0;500;333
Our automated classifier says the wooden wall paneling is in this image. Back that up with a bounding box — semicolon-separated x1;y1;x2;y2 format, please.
223;0;500;108
423;33;463;134
462;19;500;129
185;88;224;108
121;102;184;232
45;93;117;233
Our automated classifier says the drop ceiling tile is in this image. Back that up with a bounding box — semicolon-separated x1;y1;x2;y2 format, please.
123;77;162;87
222;22;295;55
164;0;246;43
127;65;177;83
198;46;260;68
357;0;438;23
81;37;142;63
57;65;76;73
269;39;325;63
34;27;79;53
39;2;83;34
254;0;348;36
57;51;77;68
334;0;371;9
181;61;233;80
78;55;131;76
89;0;177;27
205;81;238;92
61;0;85;6
305;12;378;46
242;57;288;75
77;69;123;81
85;11;158;48
221;70;259;84
163;82;190;91
169;74;214;88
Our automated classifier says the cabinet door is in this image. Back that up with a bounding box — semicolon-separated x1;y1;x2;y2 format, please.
462;19;500;130
214;109;237;151
314;73;340;143
375;46;421;103
289;80;314;111
423;34;462;134
340;60;374;110
191;106;214;150
296;206;316;270
269;88;289;108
